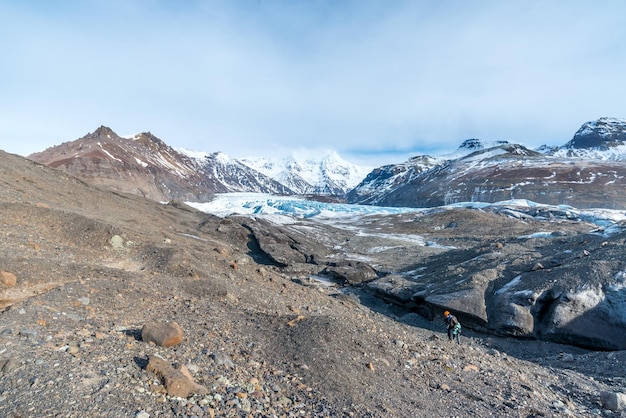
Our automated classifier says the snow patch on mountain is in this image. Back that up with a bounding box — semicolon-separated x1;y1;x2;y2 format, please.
442;138;512;160
240;151;373;195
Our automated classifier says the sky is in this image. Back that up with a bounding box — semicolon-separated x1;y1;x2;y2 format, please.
1;0;625;166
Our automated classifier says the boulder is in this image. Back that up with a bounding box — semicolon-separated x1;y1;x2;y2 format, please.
0;271;17;287
533;285;626;350
146;356;208;398
141;322;184;347
600;391;626;411
324;261;377;285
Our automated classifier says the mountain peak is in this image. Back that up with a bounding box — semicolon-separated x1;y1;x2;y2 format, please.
90;125;118;139
567;117;626;150
457;138;510;153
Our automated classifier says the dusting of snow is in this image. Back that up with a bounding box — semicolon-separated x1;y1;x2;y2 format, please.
496;275;522;294
518;232;555;240
96;142;122;163
177;147;210;164
134;157;148;168
356;230;428;246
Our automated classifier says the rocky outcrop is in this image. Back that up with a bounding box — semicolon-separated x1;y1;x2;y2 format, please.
241;201;626;351
362;212;626;350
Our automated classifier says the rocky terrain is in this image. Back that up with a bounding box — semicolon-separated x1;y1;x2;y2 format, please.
2;148;626;417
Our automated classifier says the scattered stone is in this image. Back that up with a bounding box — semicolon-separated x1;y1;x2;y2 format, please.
0;271;17;287
463;364;479;372
184;363;200;374
210;352;235;369
145;356;208;398
19;329;38;339
287;315;305;327
141;322;184;347
0;358;19;374
532;262;544;271
214;247;229;256
600;391;626;411
110;235;126;252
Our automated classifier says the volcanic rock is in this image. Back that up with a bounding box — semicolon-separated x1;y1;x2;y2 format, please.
141;322;184;347
145;356;208;398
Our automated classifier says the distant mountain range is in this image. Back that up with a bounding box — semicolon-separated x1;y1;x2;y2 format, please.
348;117;626;209
27;126;368;202
26;117;626;209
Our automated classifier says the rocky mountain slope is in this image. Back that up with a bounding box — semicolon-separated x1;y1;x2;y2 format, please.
2;149;626;416
348;117;626;209
28;126;293;202
28;127;369;202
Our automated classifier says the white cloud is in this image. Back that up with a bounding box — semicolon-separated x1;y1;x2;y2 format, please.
1;1;626;165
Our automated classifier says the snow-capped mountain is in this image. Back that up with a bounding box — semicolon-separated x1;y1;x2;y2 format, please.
543;117;626;160
345;155;442;205
28;126;291;201
26;117;626;210
348;118;626;209
178;150;293;196
240;151;372;196
441;138;512;159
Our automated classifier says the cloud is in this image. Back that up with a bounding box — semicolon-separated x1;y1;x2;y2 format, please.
1;1;626;164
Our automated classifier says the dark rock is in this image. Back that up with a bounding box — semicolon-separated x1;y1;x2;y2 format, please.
600;391;626;411
324;261;377;285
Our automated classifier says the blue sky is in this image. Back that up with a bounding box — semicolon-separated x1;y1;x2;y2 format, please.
1;0;625;165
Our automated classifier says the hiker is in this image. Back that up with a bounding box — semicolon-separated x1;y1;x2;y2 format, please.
444;311;461;344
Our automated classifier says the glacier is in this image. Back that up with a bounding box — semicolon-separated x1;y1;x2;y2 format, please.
187;193;626;230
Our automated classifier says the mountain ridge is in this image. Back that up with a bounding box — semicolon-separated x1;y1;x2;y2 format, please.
348;117;626;209
24;117;626;209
